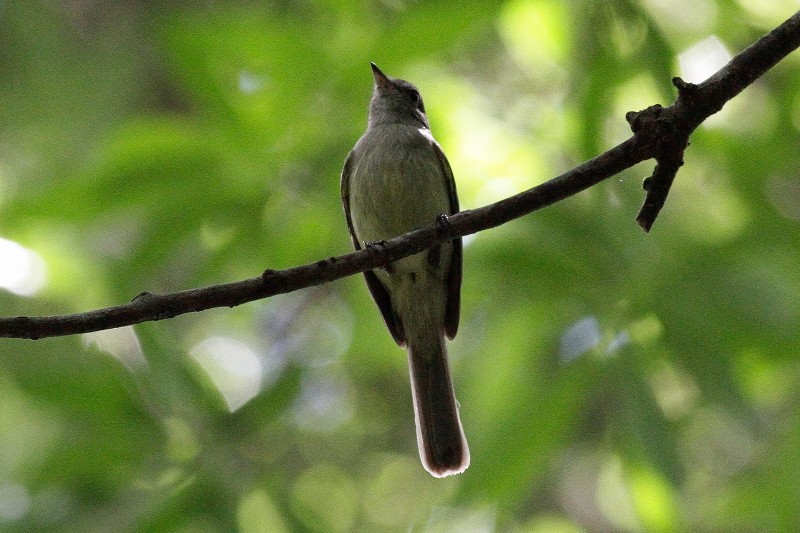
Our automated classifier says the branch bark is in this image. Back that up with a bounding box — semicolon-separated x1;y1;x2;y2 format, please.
2;10;799;340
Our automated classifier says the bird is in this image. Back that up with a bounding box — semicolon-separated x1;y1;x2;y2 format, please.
341;63;469;477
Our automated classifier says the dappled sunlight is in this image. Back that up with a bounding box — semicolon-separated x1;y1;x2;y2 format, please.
679;36;750;131
499;0;570;74
734;348;795;408
676;37;781;135
190;336;263;412
238;488;290;533
607;74;662;146
445;101;549;208
627;465;678;531
626;315;665;346
83;326;147;372
559;315;601;362
560;315;652;363
555;422;752;531
648;360;700;420
0;237;47;296
679;36;731;84
475;176;521;208
1;1;799;530
597;455;641;531
423;66;561;216
0;483;31;522
643;0;717;34
238;70;266;95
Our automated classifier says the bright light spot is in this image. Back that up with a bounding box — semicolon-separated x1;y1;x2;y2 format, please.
475;177;519;206
0;483;32;521
0;237;47;296
239;71;266;94
678;36;732;84
649;360;699;419
191;336;262;412
163;417;200;463
560;316;601;362
608;74;661;145
606;330;631;355
735;347;793;407
597;456;640;531
499;0;569;71
628;466;677;532
83;326;147;371
627;315;665;345
447;102;547;206
643;0;717;33
238;488;290;533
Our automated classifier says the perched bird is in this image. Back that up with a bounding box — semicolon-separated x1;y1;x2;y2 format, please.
341;63;469;477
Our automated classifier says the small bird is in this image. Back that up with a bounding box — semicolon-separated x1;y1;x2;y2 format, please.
341;63;469;477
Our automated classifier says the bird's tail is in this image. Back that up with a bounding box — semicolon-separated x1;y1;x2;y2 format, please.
407;334;469;477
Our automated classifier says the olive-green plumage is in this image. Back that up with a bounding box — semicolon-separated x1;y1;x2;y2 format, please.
341;63;468;477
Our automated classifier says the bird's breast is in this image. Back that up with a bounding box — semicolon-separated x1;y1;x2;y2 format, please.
349;126;451;243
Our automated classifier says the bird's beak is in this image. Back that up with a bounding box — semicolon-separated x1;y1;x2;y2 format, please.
371;62;391;89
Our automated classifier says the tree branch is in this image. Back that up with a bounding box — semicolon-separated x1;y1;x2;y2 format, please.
633;5;800;230
2;10;799;339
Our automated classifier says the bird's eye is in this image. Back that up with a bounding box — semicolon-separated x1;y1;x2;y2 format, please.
412;91;427;113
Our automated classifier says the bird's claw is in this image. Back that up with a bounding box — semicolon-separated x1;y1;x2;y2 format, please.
435;214;453;237
364;239;388;252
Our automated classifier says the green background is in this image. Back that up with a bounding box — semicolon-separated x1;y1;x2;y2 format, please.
1;1;800;531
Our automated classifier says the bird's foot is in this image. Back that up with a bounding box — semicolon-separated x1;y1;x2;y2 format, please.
364;239;388;252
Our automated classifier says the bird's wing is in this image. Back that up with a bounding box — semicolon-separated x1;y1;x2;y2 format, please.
341;150;407;346
432;142;462;340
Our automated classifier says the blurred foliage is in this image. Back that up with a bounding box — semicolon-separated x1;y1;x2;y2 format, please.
1;1;800;531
